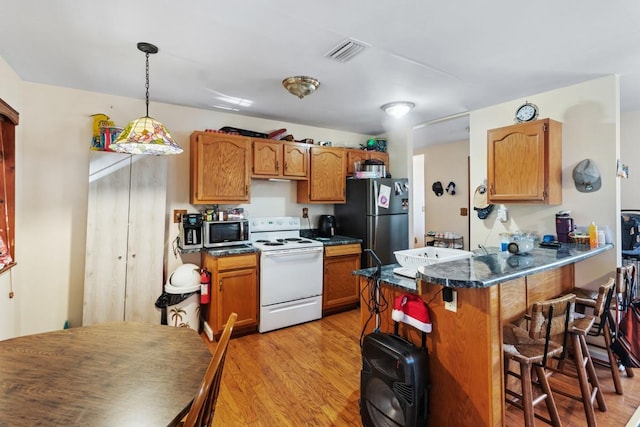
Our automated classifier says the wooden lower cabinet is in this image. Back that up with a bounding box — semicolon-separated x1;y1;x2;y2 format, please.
201;252;258;336
359;264;575;427
323;244;361;315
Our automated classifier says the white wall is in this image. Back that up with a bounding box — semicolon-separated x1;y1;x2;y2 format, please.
414;140;469;250
621;111;640;209
0;60;378;337
469;76;620;288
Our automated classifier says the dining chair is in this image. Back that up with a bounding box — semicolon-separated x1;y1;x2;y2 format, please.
503;293;576;427
180;312;237;427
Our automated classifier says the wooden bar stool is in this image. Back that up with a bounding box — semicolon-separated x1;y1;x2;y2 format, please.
503;293;575;427
554;278;613;427
572;273;624;394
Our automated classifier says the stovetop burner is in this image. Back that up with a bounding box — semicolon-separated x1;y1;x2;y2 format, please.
249;216;324;251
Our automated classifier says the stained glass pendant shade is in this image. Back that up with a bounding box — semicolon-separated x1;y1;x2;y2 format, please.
110;42;183;155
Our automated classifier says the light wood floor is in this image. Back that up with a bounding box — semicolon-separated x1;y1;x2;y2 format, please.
202;308;640;426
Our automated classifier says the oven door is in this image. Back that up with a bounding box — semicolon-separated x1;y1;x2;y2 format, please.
260;247;323;306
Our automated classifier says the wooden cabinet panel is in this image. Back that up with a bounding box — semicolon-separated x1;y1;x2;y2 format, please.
190;132;251;204
252;140;309;179
323;244;361;314
297;146;346;203
500;277;527;324
252;140;282;176
526;264;574;307
487;119;562;204
283;143;308;178
202;253;258;336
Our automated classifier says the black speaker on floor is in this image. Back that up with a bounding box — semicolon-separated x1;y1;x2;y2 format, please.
360;332;429;427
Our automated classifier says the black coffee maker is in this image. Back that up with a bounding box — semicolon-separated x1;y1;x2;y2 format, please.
555;212;574;243
318;215;336;238
178;213;203;249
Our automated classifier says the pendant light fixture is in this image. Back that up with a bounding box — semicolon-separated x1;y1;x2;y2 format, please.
111;42;183;155
282;76;320;99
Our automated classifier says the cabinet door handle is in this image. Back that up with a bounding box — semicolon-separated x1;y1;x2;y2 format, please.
245;185;248;196
219;279;223;292
284;161;287;171
276;160;280;170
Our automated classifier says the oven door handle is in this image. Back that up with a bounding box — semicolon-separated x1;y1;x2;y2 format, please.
261;247;324;257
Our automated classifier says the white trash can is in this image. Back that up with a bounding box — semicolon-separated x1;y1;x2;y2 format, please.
163;264;201;332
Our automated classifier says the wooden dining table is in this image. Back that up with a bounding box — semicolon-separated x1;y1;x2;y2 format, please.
0;322;212;426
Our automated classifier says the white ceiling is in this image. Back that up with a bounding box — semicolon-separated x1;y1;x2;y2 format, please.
2;1;640;148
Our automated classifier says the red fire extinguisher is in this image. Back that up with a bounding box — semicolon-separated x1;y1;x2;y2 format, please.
200;268;211;304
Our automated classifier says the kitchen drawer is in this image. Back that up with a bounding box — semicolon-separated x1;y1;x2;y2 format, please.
325;243;361;257
217;253;257;270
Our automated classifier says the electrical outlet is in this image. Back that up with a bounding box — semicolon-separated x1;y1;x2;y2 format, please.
173;209;187;223
445;290;457;312
302;207;309;218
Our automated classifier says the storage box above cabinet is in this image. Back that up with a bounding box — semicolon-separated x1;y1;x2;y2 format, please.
487;118;562;205
190;131;251;204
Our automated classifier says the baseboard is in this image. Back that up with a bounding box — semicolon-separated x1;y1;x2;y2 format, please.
626;405;640;427
203;321;214;342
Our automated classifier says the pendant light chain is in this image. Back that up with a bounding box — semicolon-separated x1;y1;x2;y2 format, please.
145;51;150;117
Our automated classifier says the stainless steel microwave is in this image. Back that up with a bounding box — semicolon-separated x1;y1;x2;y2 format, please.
203;219;249;248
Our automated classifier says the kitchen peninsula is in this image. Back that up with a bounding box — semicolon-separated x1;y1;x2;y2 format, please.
356;243;613;427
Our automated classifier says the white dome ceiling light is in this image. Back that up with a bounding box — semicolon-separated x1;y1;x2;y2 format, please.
381;101;415;118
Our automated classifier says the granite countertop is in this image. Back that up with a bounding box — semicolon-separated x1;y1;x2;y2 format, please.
354;243;613;291
300;230;362;246
181;244;259;257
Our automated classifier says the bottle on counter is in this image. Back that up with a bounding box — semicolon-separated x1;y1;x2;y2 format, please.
589;222;598;249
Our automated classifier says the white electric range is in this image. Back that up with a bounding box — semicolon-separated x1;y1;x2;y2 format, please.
249;216;324;333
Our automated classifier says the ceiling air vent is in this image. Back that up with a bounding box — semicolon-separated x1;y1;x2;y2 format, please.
325;38;368;63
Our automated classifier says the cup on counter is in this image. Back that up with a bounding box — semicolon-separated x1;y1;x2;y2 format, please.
499;233;512;252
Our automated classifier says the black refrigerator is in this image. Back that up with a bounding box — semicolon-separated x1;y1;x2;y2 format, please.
335;178;409;268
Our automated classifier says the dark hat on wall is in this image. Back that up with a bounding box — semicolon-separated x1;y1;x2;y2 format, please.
432;181;444;197
573;159;601;193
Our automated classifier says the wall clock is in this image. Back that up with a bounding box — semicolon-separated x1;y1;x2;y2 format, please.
515;102;539;123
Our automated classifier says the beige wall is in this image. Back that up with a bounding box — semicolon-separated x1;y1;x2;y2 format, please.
621;111;640;209
414;140;469;250
469;75;620;289
0;61;377;338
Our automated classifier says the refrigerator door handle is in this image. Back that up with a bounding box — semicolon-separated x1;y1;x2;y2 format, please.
373;180;379;216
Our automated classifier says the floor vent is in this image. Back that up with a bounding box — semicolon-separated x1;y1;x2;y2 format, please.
325;38;368;63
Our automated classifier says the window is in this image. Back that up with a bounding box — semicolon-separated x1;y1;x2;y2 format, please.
0;97;17;272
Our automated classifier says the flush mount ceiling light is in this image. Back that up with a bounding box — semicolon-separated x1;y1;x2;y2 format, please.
282;76;320;99
381;101;415;118
111;42;183;155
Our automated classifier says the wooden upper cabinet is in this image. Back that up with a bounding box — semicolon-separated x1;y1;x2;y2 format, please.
346;149;389;176
297;146;346;203
252;140;308;179
190;132;251;204
487;119;562;204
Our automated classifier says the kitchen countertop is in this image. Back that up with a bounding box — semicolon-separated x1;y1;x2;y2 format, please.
354;243;613;291
300;230;362;246
182;244;259;257
180;234;361;256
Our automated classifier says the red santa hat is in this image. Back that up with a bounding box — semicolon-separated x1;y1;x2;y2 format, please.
391;294;432;333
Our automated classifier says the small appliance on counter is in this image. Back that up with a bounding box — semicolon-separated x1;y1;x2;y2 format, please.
318;215;336;238
555;211;575;243
178;213;203;250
